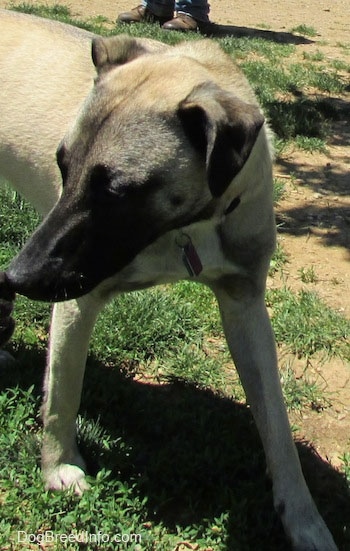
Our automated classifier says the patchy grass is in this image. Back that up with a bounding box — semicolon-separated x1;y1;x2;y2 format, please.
291;24;318;38
298;266;319;284
280;364;331;412
266;287;350;359
294;136;328;153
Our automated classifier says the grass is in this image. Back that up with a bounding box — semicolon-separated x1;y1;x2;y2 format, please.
1;4;350;550
294;135;327;152
342;453;350;484
266;287;350;359
280;363;331;412
291;24;318;38
298;266;319;284
303;50;325;63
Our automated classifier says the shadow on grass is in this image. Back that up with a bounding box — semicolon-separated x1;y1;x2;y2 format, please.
202;22;315;45
272;94;350;253
2;347;349;550
276;200;350;252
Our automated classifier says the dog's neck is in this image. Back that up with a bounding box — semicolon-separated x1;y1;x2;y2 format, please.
177;192;241;278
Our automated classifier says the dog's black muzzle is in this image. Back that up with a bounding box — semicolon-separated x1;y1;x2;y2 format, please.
0;190;158;303
2;197;97;302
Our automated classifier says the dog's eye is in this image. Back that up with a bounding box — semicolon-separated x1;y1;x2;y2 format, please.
89;164;114;199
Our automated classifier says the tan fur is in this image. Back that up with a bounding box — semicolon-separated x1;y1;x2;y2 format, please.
0;10;94;213
0;10;337;550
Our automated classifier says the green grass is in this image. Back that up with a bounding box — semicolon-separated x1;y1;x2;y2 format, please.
294;135;327;152
269;242;289;276
342;453;350;484
1;4;350;550
298;266;319;284
303;50;325;63
273;178;286;203
291;24;318;38
280;364;331;412
266;288;350;359
9;2;110;33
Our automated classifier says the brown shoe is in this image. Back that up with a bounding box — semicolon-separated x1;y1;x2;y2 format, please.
117;5;171;25
162;13;199;32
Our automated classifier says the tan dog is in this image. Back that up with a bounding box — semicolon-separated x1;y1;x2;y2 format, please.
0;9;338;550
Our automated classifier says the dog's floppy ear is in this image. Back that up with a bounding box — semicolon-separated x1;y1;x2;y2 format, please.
92;34;168;75
178;81;265;197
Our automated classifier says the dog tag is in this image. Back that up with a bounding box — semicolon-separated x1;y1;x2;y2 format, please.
176;233;203;277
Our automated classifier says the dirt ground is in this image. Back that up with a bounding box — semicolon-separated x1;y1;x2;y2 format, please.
1;1;349;466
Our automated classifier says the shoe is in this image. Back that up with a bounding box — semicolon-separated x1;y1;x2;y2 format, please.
162;13;199;32
117;5;171;25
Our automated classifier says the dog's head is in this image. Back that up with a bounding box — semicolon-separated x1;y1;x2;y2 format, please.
5;35;264;301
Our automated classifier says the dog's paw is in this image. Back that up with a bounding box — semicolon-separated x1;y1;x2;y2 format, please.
0;271;16;346
44;464;90;496
285;505;338;551
291;528;338;551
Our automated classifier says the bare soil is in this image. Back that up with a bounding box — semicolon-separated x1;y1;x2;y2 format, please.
2;0;349;466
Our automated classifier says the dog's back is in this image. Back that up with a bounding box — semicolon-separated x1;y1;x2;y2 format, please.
0;9;95;214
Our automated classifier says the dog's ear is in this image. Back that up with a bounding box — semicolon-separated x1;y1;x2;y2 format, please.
178;81;265;197
92;35;167;75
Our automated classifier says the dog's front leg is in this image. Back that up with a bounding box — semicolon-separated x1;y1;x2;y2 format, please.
42;292;106;495
214;284;337;551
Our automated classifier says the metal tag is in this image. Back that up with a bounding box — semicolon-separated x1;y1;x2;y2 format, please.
176;233;203;277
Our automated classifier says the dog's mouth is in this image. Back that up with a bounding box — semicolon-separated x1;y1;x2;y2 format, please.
1;193;159;302
2;202;97;302
4;263;93;303
4;254;94;303
3;235;138;303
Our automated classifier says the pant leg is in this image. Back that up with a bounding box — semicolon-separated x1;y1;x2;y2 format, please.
175;0;210;21
144;0;174;17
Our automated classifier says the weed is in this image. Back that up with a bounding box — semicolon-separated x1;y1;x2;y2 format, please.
291;24;318;37
266;288;350;359
330;59;350;72
273;178;286;204
311;69;347;94
299;266;319;284
294;136;327;153
341;452;350;485
269;242;289;275
0;185;40;261
336;42;350;54
303;50;325;62
280;364;330;411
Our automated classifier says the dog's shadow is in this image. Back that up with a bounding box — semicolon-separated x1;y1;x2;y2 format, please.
201;21;315;45
1;348;349;550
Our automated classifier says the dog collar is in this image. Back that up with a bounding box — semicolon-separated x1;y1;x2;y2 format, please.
176;232;203;277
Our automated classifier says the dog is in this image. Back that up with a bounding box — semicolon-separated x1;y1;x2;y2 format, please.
0;9;338;550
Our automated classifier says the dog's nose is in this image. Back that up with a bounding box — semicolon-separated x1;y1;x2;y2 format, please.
0;271;16;346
